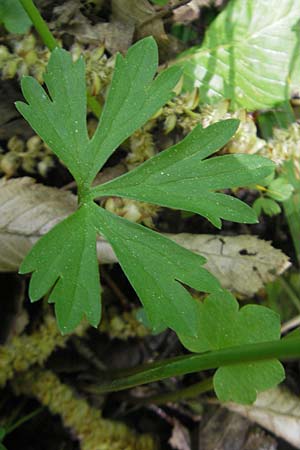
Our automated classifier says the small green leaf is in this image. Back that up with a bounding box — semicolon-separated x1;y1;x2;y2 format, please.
94;206;221;335
253;198;281;217
283;327;300;340
86;36;181;183
0;0;31;34
214;360;284;404
16;48;89;186
20;204;101;333
94;120;274;227
16;38;181;188
180;291;284;403
175;0;300;110
267;177;294;202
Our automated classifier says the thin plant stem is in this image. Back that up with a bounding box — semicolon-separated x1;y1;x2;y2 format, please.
88;336;300;394
18;0;101;118
19;0;58;51
132;377;214;405
279;276;300;313
140;0;192;28
5;407;44;434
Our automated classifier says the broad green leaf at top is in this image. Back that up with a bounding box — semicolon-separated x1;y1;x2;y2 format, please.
93;120;275;227
16;38;181;188
179;290;284;403
175;0;300;110
0;0;31;34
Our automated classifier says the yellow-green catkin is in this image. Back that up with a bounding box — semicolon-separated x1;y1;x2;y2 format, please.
103;121;159;227
127;122;156;168
0;316;85;387
0;34;114;99
162;89;201;135
161;96;265;155
70;43;115;98
0;135;54;177
104;196;159;228
0;34;50;83
100;307;149;340
13;369;157;450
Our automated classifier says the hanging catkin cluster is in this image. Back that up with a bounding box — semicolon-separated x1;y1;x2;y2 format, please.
0;135;54;177
13;369;156;450
0;34;115;99
0;315;85;387
100;306;149;339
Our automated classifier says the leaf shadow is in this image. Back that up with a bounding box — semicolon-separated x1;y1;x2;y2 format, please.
198;2;236;107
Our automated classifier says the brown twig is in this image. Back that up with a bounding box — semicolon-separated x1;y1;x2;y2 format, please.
139;0;193;28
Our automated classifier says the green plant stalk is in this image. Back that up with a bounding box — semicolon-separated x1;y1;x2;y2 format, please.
18;0;57;51
5;407;44;434
279;276;300;312
90;336;300;394
18;0;101;118
132;377;214;405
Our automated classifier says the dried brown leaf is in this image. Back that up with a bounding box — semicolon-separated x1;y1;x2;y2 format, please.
169;419;191;450
0;177;76;271
198;407;277;450
171;234;290;297
112;0;167;42
227;387;300;449
51;0;134;53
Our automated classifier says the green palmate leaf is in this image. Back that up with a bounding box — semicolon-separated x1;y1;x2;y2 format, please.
213;360;284;404
180;291;284;403
16;37;181;187
17;37;277;339
19;204;101;333
93;120;274;227
175;0;300;110
0;0;31;34
267;177;294;202
93;206;220;335
253;197;281;217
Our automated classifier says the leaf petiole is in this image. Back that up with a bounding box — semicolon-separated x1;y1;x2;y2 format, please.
18;0;101;118
89;336;300;394
18;0;57;51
